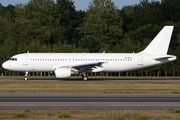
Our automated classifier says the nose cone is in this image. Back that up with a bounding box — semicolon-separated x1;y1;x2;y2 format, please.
2;61;8;70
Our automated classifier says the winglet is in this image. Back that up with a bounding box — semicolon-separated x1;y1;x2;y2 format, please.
139;26;174;55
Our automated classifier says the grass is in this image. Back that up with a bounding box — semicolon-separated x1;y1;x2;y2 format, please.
0;78;180;93
171;91;180;94
24;109;31;112
47;113;54;116
58;113;70;118
13;113;26;118
1;76;180;80
173;109;180;113
0;109;178;120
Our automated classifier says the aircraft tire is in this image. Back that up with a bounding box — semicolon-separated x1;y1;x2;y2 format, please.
24;77;28;81
83;76;88;81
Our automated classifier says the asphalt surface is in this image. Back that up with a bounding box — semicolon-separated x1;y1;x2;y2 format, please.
0;93;180;109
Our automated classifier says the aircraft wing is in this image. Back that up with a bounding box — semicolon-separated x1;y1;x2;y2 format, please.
53;62;105;69
71;62;104;68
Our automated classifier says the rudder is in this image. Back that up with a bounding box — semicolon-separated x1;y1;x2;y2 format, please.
139;26;174;55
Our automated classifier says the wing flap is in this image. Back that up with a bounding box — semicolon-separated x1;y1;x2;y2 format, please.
72;62;104;68
53;62;105;69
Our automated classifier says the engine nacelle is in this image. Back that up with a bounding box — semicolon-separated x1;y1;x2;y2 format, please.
55;68;71;78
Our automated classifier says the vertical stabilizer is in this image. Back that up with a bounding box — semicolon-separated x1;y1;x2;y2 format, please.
140;26;174;55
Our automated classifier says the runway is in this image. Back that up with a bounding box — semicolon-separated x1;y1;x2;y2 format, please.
0;93;180;109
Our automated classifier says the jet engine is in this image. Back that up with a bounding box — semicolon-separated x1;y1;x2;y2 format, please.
55;68;78;78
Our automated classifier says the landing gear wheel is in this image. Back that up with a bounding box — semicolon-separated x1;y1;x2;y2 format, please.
24;71;28;81
82;76;88;81
24;77;28;81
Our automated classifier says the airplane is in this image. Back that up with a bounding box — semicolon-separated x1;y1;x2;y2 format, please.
2;26;176;81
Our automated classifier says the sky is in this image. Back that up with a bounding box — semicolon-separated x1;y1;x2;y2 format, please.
0;0;161;10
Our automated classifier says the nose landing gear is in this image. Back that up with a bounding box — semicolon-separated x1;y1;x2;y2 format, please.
24;71;28;81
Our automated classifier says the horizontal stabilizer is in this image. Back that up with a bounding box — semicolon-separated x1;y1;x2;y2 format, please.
154;55;176;61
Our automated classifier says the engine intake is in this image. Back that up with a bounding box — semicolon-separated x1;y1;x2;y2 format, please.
55;68;78;78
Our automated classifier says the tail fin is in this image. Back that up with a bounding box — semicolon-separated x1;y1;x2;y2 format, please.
139;26;174;55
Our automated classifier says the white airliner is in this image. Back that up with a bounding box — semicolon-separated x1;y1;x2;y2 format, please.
2;26;176;80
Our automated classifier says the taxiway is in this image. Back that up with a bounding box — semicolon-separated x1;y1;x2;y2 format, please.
0;93;180;109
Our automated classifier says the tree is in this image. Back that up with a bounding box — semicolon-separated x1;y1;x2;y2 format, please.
56;0;82;45
79;0;123;52
15;0;63;28
5;4;15;31
139;0;149;6
79;35;100;53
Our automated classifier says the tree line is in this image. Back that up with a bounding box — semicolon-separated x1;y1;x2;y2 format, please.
0;0;180;77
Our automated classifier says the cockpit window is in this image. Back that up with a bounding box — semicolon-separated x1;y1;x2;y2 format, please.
9;58;17;61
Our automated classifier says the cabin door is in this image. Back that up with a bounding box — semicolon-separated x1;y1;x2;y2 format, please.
23;55;29;65
138;55;143;66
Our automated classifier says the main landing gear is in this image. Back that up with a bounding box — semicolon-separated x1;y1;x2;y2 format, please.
81;72;88;81
24;71;28;81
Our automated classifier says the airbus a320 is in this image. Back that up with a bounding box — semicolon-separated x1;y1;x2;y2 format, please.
2;26;176;81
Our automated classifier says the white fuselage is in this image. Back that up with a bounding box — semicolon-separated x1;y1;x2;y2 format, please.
2;53;176;72
2;26;176;80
